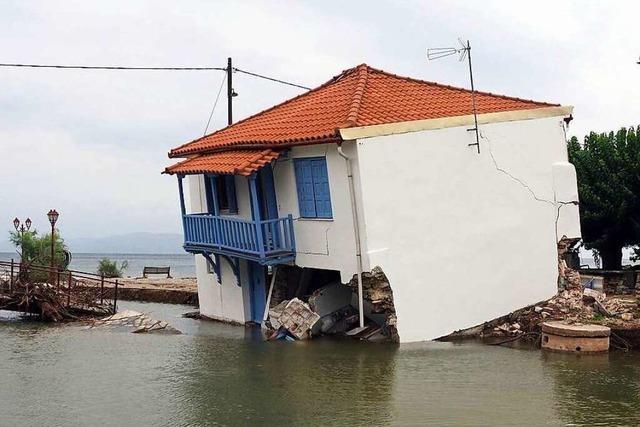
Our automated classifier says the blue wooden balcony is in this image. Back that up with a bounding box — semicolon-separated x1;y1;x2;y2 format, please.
182;213;296;265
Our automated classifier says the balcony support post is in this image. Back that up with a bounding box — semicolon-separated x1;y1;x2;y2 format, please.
177;174;186;216
202;252;222;285
248;175;266;260
221;255;241;286
178;175;188;247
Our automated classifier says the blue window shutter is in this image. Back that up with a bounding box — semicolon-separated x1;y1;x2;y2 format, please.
294;159;317;217
311;159;333;218
225;175;238;214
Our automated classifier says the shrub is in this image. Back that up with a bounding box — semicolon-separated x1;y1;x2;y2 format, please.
97;258;128;278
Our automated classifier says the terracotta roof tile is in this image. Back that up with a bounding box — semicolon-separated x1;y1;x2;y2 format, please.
169;64;558;157
164;149;282;176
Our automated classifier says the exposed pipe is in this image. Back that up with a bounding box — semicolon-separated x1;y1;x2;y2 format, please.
263;266;278;328
337;143;365;329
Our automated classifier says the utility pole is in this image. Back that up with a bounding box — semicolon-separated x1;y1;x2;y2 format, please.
427;38;481;154
227;57;234;125
465;40;480;154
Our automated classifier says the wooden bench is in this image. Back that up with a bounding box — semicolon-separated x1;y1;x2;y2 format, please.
142;266;172;278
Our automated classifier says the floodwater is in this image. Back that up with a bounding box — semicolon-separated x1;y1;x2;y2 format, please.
1;302;639;427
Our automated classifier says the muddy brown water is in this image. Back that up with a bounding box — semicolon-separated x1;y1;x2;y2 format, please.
1;301;640;426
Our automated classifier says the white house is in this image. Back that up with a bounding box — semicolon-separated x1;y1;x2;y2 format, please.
165;64;580;343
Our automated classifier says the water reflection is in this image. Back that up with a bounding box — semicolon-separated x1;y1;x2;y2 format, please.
180;333;398;426
543;351;640;425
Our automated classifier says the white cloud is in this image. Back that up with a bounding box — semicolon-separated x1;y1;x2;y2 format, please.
0;129;180;238
0;0;638;241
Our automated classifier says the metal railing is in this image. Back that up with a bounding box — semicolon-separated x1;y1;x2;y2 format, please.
0;259;120;315
183;213;295;259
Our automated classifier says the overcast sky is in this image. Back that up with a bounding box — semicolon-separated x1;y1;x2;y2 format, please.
1;0;639;241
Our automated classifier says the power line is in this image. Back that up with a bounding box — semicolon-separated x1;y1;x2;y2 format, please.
0;62;311;89
0;59;312;134
0;63;225;71
233;67;311;90
203;73;227;136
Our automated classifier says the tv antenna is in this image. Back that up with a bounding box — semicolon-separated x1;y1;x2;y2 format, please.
427;39;480;154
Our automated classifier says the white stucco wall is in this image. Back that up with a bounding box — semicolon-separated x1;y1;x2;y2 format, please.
187;142;363;322
354;116;581;343
272;143;360;280
187;174;252;323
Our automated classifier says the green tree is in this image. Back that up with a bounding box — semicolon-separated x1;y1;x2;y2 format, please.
9;229;69;270
568;126;640;269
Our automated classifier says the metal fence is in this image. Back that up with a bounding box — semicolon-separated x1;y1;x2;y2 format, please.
0;259;120;315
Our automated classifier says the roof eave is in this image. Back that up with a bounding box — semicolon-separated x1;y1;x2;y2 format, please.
338;105;573;141
168;135;343;158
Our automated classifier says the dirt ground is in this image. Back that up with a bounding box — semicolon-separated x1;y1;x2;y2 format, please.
110;277;197;292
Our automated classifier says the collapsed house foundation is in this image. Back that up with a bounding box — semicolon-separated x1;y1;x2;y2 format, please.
263;265;399;342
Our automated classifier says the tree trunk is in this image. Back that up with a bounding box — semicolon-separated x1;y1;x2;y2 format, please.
600;244;623;270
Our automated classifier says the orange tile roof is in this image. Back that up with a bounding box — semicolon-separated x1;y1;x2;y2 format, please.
169;64;558;157
164;149;282;176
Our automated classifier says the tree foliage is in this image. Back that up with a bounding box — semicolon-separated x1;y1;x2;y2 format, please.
9;229;69;270
568;126;640;269
97;258;128;278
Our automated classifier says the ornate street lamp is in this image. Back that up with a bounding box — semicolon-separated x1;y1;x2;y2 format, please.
47;209;59;279
13;217;32;280
47;210;59;227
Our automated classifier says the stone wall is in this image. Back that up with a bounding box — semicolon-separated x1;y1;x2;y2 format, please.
347;267;398;341
558;236;582;290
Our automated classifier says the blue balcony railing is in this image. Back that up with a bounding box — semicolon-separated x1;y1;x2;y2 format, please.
182;213;295;264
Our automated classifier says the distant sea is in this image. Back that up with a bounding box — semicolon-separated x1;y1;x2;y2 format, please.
0;252;195;278
0;253;633;279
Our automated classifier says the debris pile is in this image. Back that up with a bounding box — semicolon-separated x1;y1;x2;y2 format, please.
461;288;640;348
557;237;582;290
90;309;181;334
346;267;396;314
267;298;319;340
264;266;398;342
0;277;112;321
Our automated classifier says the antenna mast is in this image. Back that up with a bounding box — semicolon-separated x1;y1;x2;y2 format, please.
428;39;481;153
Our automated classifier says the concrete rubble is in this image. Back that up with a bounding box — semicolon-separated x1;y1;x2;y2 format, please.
267;298;320;340
89;309;181;334
265;266;399;342
444;285;640;349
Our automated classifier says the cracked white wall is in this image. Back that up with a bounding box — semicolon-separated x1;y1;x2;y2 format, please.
354;116;580;343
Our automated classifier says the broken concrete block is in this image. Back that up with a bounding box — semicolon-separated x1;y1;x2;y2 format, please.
91;310;181;334
268;300;289;330
277;298;320;340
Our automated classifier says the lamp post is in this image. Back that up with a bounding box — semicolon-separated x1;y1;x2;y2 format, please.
13;217;32;279
47;210;59;282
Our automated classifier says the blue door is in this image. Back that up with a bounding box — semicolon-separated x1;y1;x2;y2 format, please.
259;164;278;221
257;164;280;249
248;261;267;323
